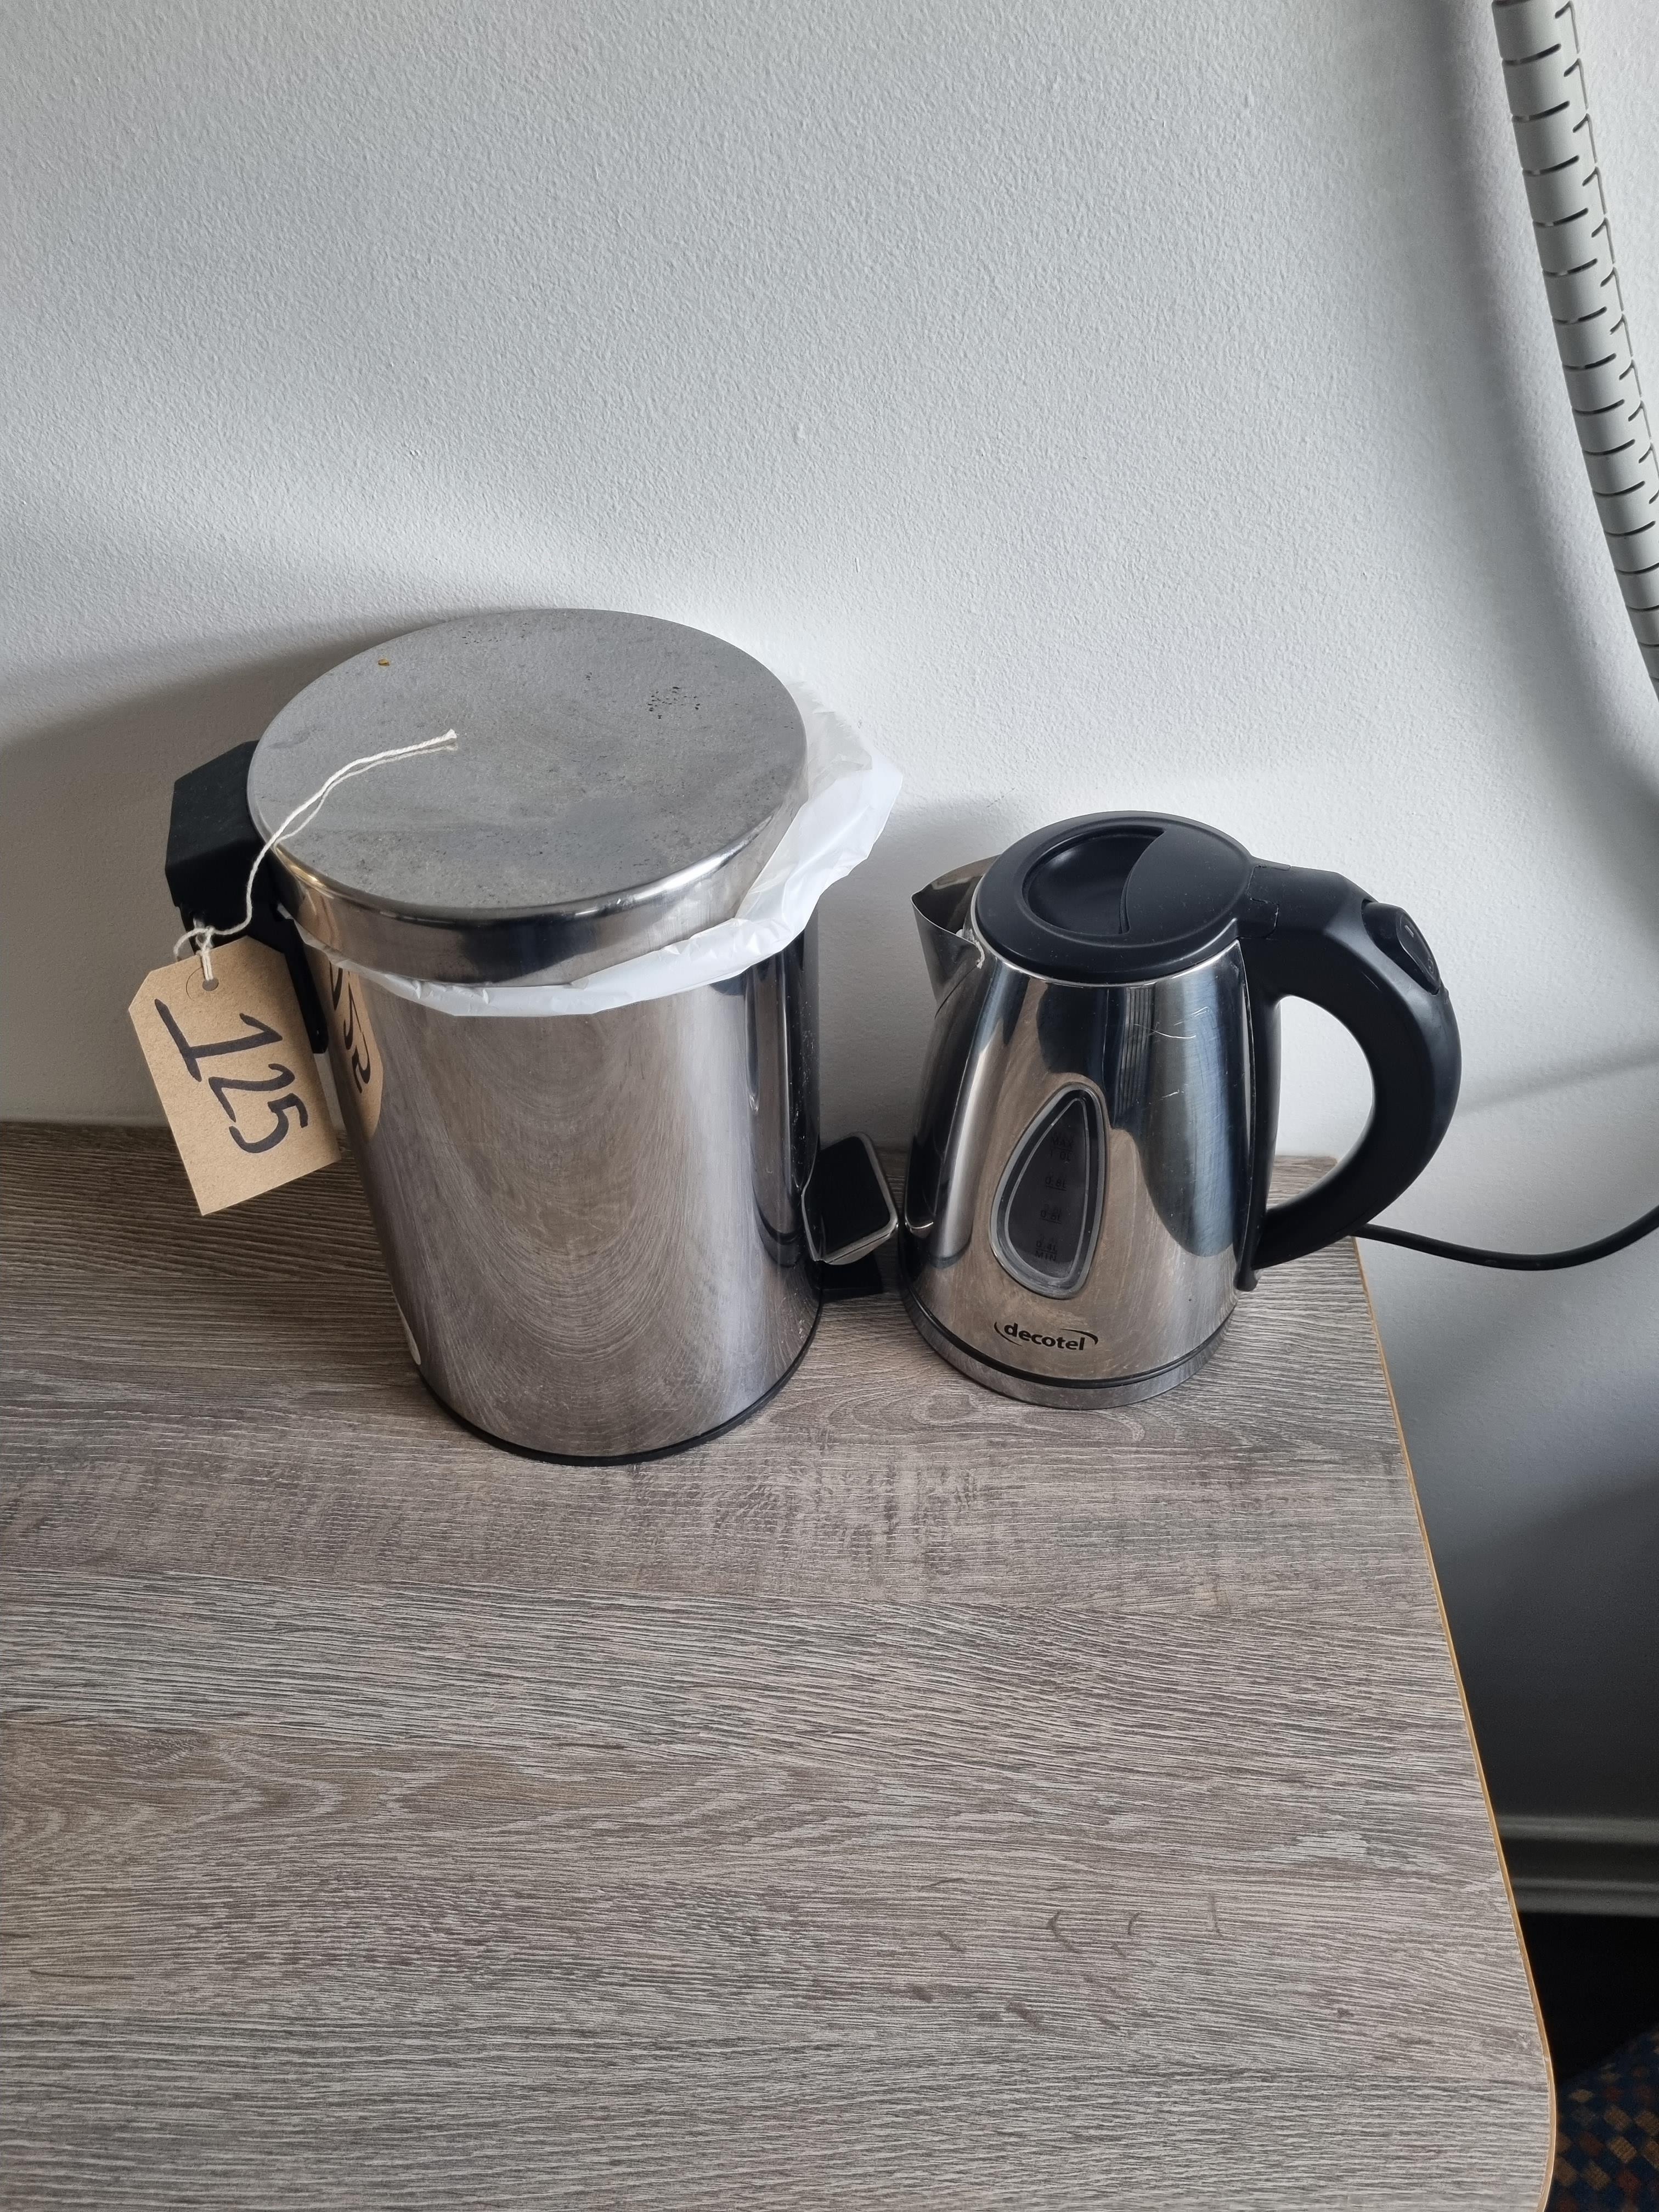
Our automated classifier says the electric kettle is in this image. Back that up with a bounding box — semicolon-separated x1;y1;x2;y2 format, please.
899;813;1461;1404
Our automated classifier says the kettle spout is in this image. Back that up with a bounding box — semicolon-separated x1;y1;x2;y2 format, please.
912;859;993;1002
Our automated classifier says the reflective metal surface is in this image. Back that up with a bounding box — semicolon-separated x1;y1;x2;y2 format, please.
900;869;1255;1402
254;611;808;984
902;1297;1229;1408
312;928;821;1459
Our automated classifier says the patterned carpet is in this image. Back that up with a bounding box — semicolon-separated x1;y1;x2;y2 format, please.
1550;2026;1659;2209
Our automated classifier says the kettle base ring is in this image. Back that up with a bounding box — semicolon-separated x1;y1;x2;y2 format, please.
901;1290;1228;1409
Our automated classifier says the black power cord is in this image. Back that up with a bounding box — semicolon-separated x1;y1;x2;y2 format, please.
1357;1202;1659;1271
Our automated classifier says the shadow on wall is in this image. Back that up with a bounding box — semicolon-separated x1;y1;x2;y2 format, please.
1457;1470;1659;1822
0;632;406;1121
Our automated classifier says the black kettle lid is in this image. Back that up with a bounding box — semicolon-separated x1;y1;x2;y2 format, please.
974;812;1256;983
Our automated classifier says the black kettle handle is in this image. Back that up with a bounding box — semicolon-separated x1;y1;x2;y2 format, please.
1237;864;1461;1284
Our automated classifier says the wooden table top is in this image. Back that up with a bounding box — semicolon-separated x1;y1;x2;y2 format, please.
0;1125;1551;2209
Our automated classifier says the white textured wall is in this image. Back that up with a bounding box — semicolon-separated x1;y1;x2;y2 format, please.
4;0;1656;1820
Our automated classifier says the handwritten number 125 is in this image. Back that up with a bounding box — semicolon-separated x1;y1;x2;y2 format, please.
154;1002;311;1153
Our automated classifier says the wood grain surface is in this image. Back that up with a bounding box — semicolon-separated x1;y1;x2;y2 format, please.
0;1125;1551;2209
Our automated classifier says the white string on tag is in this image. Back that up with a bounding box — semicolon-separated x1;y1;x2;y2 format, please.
174;731;459;977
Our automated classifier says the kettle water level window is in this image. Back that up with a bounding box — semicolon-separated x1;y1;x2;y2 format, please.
991;1087;1105;1299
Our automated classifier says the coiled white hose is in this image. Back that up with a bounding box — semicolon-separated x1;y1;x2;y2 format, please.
1494;0;1659;692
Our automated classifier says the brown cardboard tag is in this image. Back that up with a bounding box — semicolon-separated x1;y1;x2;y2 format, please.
128;937;340;1214
323;959;385;1139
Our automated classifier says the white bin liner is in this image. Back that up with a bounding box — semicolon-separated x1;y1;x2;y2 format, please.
295;685;901;1017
